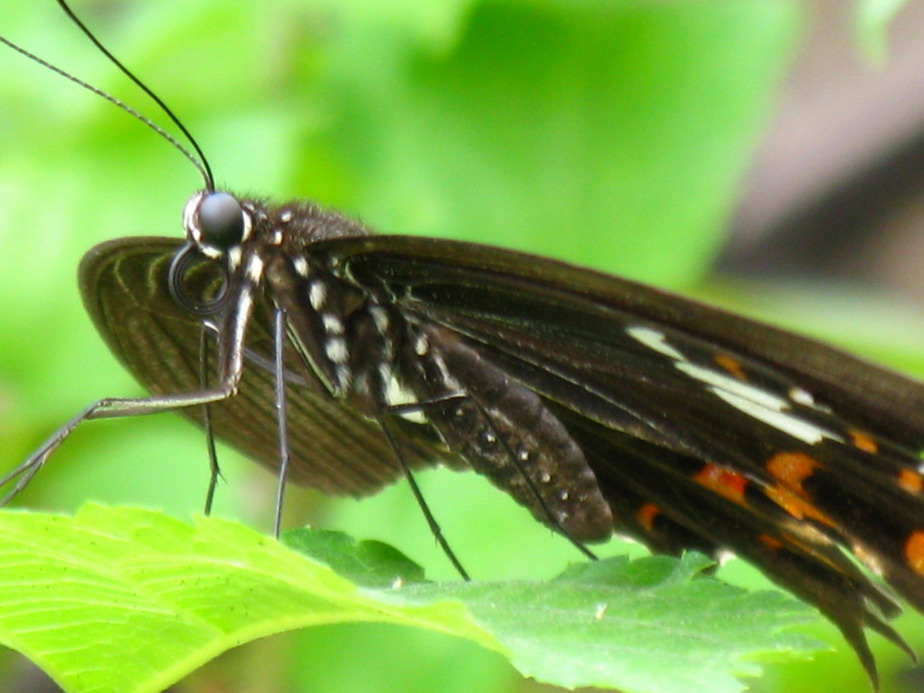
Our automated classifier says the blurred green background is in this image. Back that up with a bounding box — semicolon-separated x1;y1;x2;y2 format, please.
1;0;923;691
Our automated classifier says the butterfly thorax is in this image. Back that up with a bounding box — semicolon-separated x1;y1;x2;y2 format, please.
181;190;614;542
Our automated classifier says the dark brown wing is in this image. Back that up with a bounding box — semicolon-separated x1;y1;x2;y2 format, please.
321;234;924;682
79;237;447;497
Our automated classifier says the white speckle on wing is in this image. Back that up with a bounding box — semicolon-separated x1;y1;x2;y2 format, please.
677;363;786;412
627;326;686;361
712;389;841;445
788;387;814;407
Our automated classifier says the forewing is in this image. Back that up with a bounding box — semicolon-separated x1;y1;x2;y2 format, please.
79;237;444;497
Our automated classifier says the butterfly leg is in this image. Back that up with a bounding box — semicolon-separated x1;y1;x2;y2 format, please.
377;413;470;580
272;308;291;539
0;381;240;506
199;325;222;515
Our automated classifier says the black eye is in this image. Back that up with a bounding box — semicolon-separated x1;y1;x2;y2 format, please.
198;192;245;249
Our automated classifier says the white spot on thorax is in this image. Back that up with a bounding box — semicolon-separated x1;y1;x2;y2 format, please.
384;373;416;406
244;253;264;283
322;314;344;335
226;246;243;268
370;306;389;334
309;281;327;310
384;373;428;424
325;337;348;364
292;257;310;277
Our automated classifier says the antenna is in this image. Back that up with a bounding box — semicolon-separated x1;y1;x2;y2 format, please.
1;0;214;190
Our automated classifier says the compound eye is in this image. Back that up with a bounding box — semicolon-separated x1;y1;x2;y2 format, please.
198;192;245;250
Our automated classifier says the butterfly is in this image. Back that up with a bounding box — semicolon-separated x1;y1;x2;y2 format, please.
52;186;923;688
3;1;923;690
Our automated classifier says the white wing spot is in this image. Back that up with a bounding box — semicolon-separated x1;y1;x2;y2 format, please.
414;333;430;356
627;326;686;361
788;387;815;407
712;390;841;445
677;363;787;411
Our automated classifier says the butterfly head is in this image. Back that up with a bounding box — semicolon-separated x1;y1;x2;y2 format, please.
183;190;254;259
168;190;257;316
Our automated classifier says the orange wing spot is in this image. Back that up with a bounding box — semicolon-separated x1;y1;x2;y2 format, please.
714;354;746;381
905;531;924;577
636;503;661;532
899;469;924;493
765;485;835;527
848;429;878;454
758;534;783;550
693;463;748;505
766;452;818;492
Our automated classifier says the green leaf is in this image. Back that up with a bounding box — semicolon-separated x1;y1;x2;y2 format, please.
282;528;427;588
0;505;821;693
